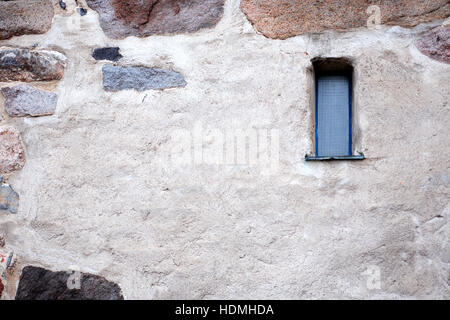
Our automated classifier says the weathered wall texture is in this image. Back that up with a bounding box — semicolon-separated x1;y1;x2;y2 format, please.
0;0;449;299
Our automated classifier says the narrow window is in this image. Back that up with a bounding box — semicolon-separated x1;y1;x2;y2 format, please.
306;58;364;161
316;74;351;157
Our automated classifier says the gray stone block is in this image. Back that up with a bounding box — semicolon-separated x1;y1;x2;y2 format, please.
0;183;19;215
1;84;57;117
102;64;187;92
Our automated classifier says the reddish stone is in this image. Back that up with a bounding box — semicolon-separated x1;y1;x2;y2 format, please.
417;25;450;64
86;0;225;39
240;0;450;39
0;0;54;40
0;127;26;175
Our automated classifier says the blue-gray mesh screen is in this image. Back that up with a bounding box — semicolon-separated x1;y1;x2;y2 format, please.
316;75;351;157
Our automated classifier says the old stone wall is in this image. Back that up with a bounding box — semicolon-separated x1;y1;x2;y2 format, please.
0;0;449;299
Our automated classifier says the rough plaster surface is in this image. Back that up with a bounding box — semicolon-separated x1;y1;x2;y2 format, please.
0;0;449;299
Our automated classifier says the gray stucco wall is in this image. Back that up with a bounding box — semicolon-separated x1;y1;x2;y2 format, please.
0;0;449;299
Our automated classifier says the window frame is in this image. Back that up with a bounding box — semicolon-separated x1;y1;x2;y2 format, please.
306;58;364;161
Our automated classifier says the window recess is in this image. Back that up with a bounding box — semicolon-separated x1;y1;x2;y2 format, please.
306;58;364;161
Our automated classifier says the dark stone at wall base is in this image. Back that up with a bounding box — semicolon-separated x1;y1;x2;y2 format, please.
92;47;123;62
102;64;187;92
0;0;54;40
417;25;450;64
0;49;67;82
86;0;225;39
15;266;124;300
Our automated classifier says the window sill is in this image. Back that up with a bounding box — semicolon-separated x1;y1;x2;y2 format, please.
305;153;365;161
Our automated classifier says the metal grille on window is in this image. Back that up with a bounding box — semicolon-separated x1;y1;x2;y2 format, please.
316;75;351;157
